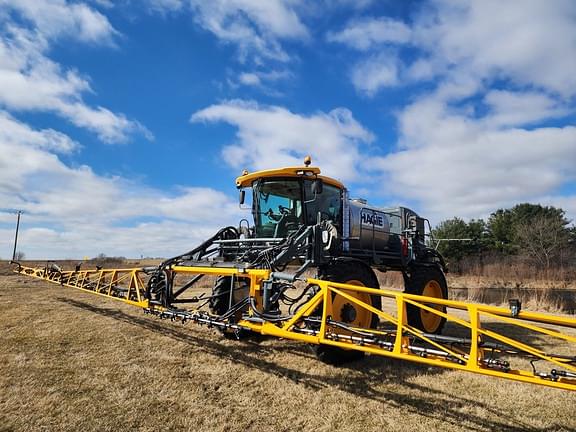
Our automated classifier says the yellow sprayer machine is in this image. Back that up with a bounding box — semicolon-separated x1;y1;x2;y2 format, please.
14;158;576;391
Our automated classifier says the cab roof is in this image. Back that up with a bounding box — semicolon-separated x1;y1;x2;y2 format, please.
235;166;344;189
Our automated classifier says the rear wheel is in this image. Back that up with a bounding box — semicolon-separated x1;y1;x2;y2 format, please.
404;266;448;334
315;261;381;365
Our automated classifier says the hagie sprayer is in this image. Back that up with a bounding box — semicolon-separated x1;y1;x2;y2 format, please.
14;157;576;391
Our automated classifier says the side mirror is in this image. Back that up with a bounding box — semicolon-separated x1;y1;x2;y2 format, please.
239;190;245;205
311;179;323;195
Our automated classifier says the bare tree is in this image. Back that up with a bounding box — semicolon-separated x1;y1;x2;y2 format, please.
515;215;570;271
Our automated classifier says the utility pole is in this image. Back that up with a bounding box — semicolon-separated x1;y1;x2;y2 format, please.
12;210;22;261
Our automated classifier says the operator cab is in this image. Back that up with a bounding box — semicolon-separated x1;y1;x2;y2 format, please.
236;162;343;239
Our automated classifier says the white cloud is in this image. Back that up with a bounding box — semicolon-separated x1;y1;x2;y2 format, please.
135;0;310;98
140;0;309;92
238;73;261;86
185;0;308;62
327;17;411;50
0;0;118;45
0;113;238;259
0;222;227;260
89;0;114;8
539;196;576;224
58;103;153;143
191;100;374;183
351;52;399;97
325;1;576;223
146;0;183;13
0;110;79;154
0;112;76;194
0;1;151;143
231;69;293;95
321;0;374;9
411;0;576;98
369;97;576;222
189;0;308;39
482;90;569;128
332;0;576;98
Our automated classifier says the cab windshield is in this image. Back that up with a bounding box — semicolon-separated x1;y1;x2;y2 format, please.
254;179;303;238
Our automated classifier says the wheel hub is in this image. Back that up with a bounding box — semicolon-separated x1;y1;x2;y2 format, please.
340;303;357;323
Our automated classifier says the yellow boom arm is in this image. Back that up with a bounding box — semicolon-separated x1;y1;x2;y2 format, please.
14;263;576;391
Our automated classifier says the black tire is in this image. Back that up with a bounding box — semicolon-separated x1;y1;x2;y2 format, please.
404;266;448;334
315;260;382;365
209;276;250;339
146;270;170;307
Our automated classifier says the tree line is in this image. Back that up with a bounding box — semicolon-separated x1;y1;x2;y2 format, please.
432;203;576;274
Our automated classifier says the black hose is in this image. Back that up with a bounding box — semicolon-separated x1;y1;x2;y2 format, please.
281;284;316;303
218;297;250;320
248;297;293;322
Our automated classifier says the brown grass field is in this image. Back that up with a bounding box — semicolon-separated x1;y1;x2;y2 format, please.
1;268;576;432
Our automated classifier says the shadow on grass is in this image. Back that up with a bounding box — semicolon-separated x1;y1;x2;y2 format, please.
58;297;571;432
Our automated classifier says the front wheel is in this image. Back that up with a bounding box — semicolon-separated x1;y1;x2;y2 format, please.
404;266;448;334
209;276;250;339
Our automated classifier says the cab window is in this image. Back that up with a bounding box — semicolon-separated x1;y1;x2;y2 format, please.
304;181;341;225
254;180;303;238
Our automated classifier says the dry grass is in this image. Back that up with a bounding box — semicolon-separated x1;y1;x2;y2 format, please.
449;258;576;290
1;271;576;432
450;285;570;314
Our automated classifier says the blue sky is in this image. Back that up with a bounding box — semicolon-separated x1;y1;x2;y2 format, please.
0;0;575;259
